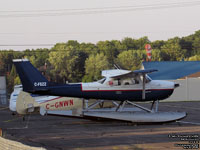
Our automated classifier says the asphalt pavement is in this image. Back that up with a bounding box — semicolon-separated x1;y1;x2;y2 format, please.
0;101;200;150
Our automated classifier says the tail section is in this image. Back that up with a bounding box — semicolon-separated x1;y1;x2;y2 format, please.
16;91;39;115
13;59;49;92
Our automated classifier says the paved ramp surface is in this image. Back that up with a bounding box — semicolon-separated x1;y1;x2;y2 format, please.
0;102;200;150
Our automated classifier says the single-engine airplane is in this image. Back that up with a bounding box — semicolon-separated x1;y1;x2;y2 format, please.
13;59;186;123
13;59;179;102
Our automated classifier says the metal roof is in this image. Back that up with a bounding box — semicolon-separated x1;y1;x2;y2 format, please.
142;61;200;80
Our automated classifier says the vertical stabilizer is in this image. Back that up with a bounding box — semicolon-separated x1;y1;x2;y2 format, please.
13;59;49;92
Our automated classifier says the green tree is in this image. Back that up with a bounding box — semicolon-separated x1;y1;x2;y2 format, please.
97;40;118;66
187;55;200;61
117;50;145;70
179;37;193;58
79;42;99;55
83;53;109;82
151;40;165;50
49;43;84;83
7;65;17;93
192;31;200;55
0;52;6;75
121;37;150;50
135;36;150;50
14;76;21;85
66;40;80;49
161;37;186;61
151;49;163;61
121;37;137;50
110;40;126;53
24;49;49;67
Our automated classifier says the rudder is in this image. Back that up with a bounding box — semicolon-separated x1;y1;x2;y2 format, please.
13;59;49;92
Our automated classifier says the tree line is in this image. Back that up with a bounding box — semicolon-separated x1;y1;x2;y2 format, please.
1;30;200;93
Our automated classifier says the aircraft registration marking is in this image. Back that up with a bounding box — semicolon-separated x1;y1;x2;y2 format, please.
46;99;74;109
34;82;47;87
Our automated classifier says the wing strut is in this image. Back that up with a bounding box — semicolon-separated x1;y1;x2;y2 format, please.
142;74;146;100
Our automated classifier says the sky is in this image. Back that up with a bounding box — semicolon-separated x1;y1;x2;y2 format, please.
0;0;200;50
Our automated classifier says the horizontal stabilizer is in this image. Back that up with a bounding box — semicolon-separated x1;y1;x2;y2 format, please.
16;91;39;115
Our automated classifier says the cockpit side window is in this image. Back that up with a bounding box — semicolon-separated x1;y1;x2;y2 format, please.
132;75;140;84
132;79;139;84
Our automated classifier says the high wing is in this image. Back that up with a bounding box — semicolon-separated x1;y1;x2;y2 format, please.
109;69;158;79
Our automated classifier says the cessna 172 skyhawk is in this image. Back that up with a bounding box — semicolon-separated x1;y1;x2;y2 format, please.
13;59;185;122
13;59;178;101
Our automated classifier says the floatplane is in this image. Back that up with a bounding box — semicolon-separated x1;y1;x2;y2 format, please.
11;59;186;123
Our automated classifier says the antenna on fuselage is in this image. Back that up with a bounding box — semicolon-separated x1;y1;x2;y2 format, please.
114;64;121;70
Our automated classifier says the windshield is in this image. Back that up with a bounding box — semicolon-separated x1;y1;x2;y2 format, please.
146;75;152;82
